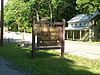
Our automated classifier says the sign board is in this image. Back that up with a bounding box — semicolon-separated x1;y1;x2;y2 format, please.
32;19;65;58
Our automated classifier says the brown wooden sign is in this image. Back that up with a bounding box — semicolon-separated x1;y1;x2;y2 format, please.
32;19;65;58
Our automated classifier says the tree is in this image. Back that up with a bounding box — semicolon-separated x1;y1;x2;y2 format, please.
4;0;77;32
5;0;31;32
77;0;100;14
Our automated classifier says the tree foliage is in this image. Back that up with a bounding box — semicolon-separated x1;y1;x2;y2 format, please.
4;0;31;32
4;0;77;32
77;0;100;14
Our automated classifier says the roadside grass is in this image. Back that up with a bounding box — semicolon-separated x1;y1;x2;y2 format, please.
66;40;100;44
0;44;100;75
88;41;100;44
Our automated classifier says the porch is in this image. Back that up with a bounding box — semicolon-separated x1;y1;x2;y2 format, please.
65;27;89;41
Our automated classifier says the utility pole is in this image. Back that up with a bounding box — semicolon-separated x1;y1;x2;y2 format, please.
0;0;4;46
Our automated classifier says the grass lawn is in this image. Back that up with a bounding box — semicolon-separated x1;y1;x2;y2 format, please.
0;44;100;75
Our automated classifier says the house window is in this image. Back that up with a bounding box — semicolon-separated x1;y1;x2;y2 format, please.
71;24;73;26
73;24;75;26
83;23;87;26
84;23;86;25
80;23;81;26
75;23;77;26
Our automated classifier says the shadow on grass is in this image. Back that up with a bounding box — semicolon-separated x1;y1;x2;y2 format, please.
0;44;100;75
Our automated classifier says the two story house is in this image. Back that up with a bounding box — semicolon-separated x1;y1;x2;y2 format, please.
65;11;100;41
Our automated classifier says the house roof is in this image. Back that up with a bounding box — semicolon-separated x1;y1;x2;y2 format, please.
89;11;100;20
67;14;89;23
67;11;100;23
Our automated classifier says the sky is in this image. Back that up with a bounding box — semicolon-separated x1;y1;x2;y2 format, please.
0;0;8;11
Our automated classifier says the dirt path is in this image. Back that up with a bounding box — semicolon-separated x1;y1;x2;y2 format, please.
0;57;30;75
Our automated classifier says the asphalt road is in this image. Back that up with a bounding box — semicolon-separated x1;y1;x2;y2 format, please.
0;57;30;75
65;41;100;60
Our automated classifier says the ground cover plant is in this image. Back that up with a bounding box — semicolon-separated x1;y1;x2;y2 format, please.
0;44;100;75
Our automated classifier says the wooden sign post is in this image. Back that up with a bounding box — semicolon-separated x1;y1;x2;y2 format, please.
32;19;65;58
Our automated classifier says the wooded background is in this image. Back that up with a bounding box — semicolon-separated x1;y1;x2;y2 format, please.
4;0;100;32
